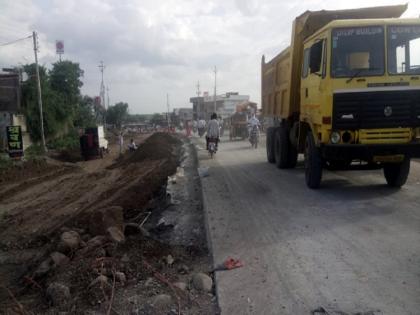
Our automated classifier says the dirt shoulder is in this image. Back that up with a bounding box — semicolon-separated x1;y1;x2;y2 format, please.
0;132;218;314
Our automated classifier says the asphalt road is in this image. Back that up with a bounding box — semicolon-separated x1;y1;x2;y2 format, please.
195;135;420;315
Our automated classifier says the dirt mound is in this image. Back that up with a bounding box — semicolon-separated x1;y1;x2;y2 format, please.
114;132;182;167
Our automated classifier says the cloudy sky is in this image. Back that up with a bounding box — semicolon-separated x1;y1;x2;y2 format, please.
1;0;419;114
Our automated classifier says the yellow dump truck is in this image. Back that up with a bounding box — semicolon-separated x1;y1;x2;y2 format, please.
262;4;420;188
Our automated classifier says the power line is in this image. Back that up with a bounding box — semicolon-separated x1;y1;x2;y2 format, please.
0;35;32;47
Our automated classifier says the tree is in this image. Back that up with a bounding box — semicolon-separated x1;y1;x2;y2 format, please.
106;102;129;128
73;95;96;128
22;61;86;141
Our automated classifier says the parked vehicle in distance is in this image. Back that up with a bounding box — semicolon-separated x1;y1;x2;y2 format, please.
80;125;109;160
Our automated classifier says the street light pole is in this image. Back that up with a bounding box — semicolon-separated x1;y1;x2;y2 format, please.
32;31;47;152
213;66;217;114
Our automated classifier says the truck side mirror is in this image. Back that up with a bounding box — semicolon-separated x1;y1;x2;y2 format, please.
309;41;323;74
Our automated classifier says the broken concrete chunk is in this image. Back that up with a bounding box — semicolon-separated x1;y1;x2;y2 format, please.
107;226;125;244
50;252;70;267
151;294;173;310
46;282;71;306
173;282;187;291
58;230;81;252
192;273;213;292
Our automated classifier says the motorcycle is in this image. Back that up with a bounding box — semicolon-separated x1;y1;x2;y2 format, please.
249;125;259;148
198;127;205;137
208;137;217;158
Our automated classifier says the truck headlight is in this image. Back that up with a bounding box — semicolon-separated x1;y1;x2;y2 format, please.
330;131;341;144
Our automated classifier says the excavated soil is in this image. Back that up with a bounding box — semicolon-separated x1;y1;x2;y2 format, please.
0;132;217;314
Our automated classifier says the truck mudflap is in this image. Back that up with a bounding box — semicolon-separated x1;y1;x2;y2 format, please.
321;143;420;161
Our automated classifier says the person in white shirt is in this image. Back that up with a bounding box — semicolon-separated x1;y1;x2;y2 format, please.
206;113;220;150
247;114;260;139
198;118;206;137
128;138;137;151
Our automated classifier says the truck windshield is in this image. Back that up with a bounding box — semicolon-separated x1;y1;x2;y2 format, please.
387;25;420;75
331;26;385;78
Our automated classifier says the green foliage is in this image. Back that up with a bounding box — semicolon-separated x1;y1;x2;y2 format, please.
106;102;129;128
47;129;80;150
0;154;12;171
22;61;85;141
73;95;96;128
24;144;44;159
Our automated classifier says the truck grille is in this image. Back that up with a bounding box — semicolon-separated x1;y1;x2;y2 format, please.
332;89;420;130
358;128;411;144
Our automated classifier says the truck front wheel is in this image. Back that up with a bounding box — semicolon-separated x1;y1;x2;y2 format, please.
304;132;323;189
274;126;289;169
383;158;410;187
266;127;275;163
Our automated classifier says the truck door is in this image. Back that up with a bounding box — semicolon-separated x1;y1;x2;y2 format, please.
300;39;327;125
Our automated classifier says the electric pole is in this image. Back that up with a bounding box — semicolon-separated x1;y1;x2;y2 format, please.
106;86;110;109
98;61;106;109
32;31;47;152
213;66;217;114
167;93;170;132
98;61;106;126
196;81;201;97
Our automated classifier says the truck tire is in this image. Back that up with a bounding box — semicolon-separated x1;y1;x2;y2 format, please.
274;126;289;169
383;158;410;187
304;132;323;189
266;127;275;163
288;143;298;168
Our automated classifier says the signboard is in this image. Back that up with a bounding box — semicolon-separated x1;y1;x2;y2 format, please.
6;125;23;158
56;40;64;54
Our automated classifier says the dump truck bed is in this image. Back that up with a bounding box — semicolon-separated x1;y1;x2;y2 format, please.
261;4;408;120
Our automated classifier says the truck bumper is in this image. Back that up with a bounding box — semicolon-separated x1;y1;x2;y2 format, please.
321;142;420;161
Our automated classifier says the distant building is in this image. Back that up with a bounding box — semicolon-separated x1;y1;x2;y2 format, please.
172;107;193;127
190;92;250;120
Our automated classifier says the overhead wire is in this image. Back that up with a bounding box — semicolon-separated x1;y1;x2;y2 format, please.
0;35;32;47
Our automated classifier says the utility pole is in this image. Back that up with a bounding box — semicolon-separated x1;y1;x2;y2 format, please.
32;31;47;152
98;61;106;126
106;86;110;109
167;93;170;132
196;81;201;97
98;61;106;109
213;66;217;114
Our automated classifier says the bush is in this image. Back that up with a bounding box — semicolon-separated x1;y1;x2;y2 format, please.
48;130;80;151
25;144;44;159
0;154;12;171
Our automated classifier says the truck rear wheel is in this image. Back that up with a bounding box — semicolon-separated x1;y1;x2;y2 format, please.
266;127;275;163
383;158;410;187
288;143;298;168
274;126;289;169
304;132;323;189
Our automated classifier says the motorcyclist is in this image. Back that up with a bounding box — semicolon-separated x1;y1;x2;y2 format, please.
206;113;220;150
247;113;260;140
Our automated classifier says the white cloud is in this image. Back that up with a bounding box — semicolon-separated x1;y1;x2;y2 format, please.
1;0;420;113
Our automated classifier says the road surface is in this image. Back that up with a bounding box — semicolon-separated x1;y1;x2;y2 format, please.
195;135;420;315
